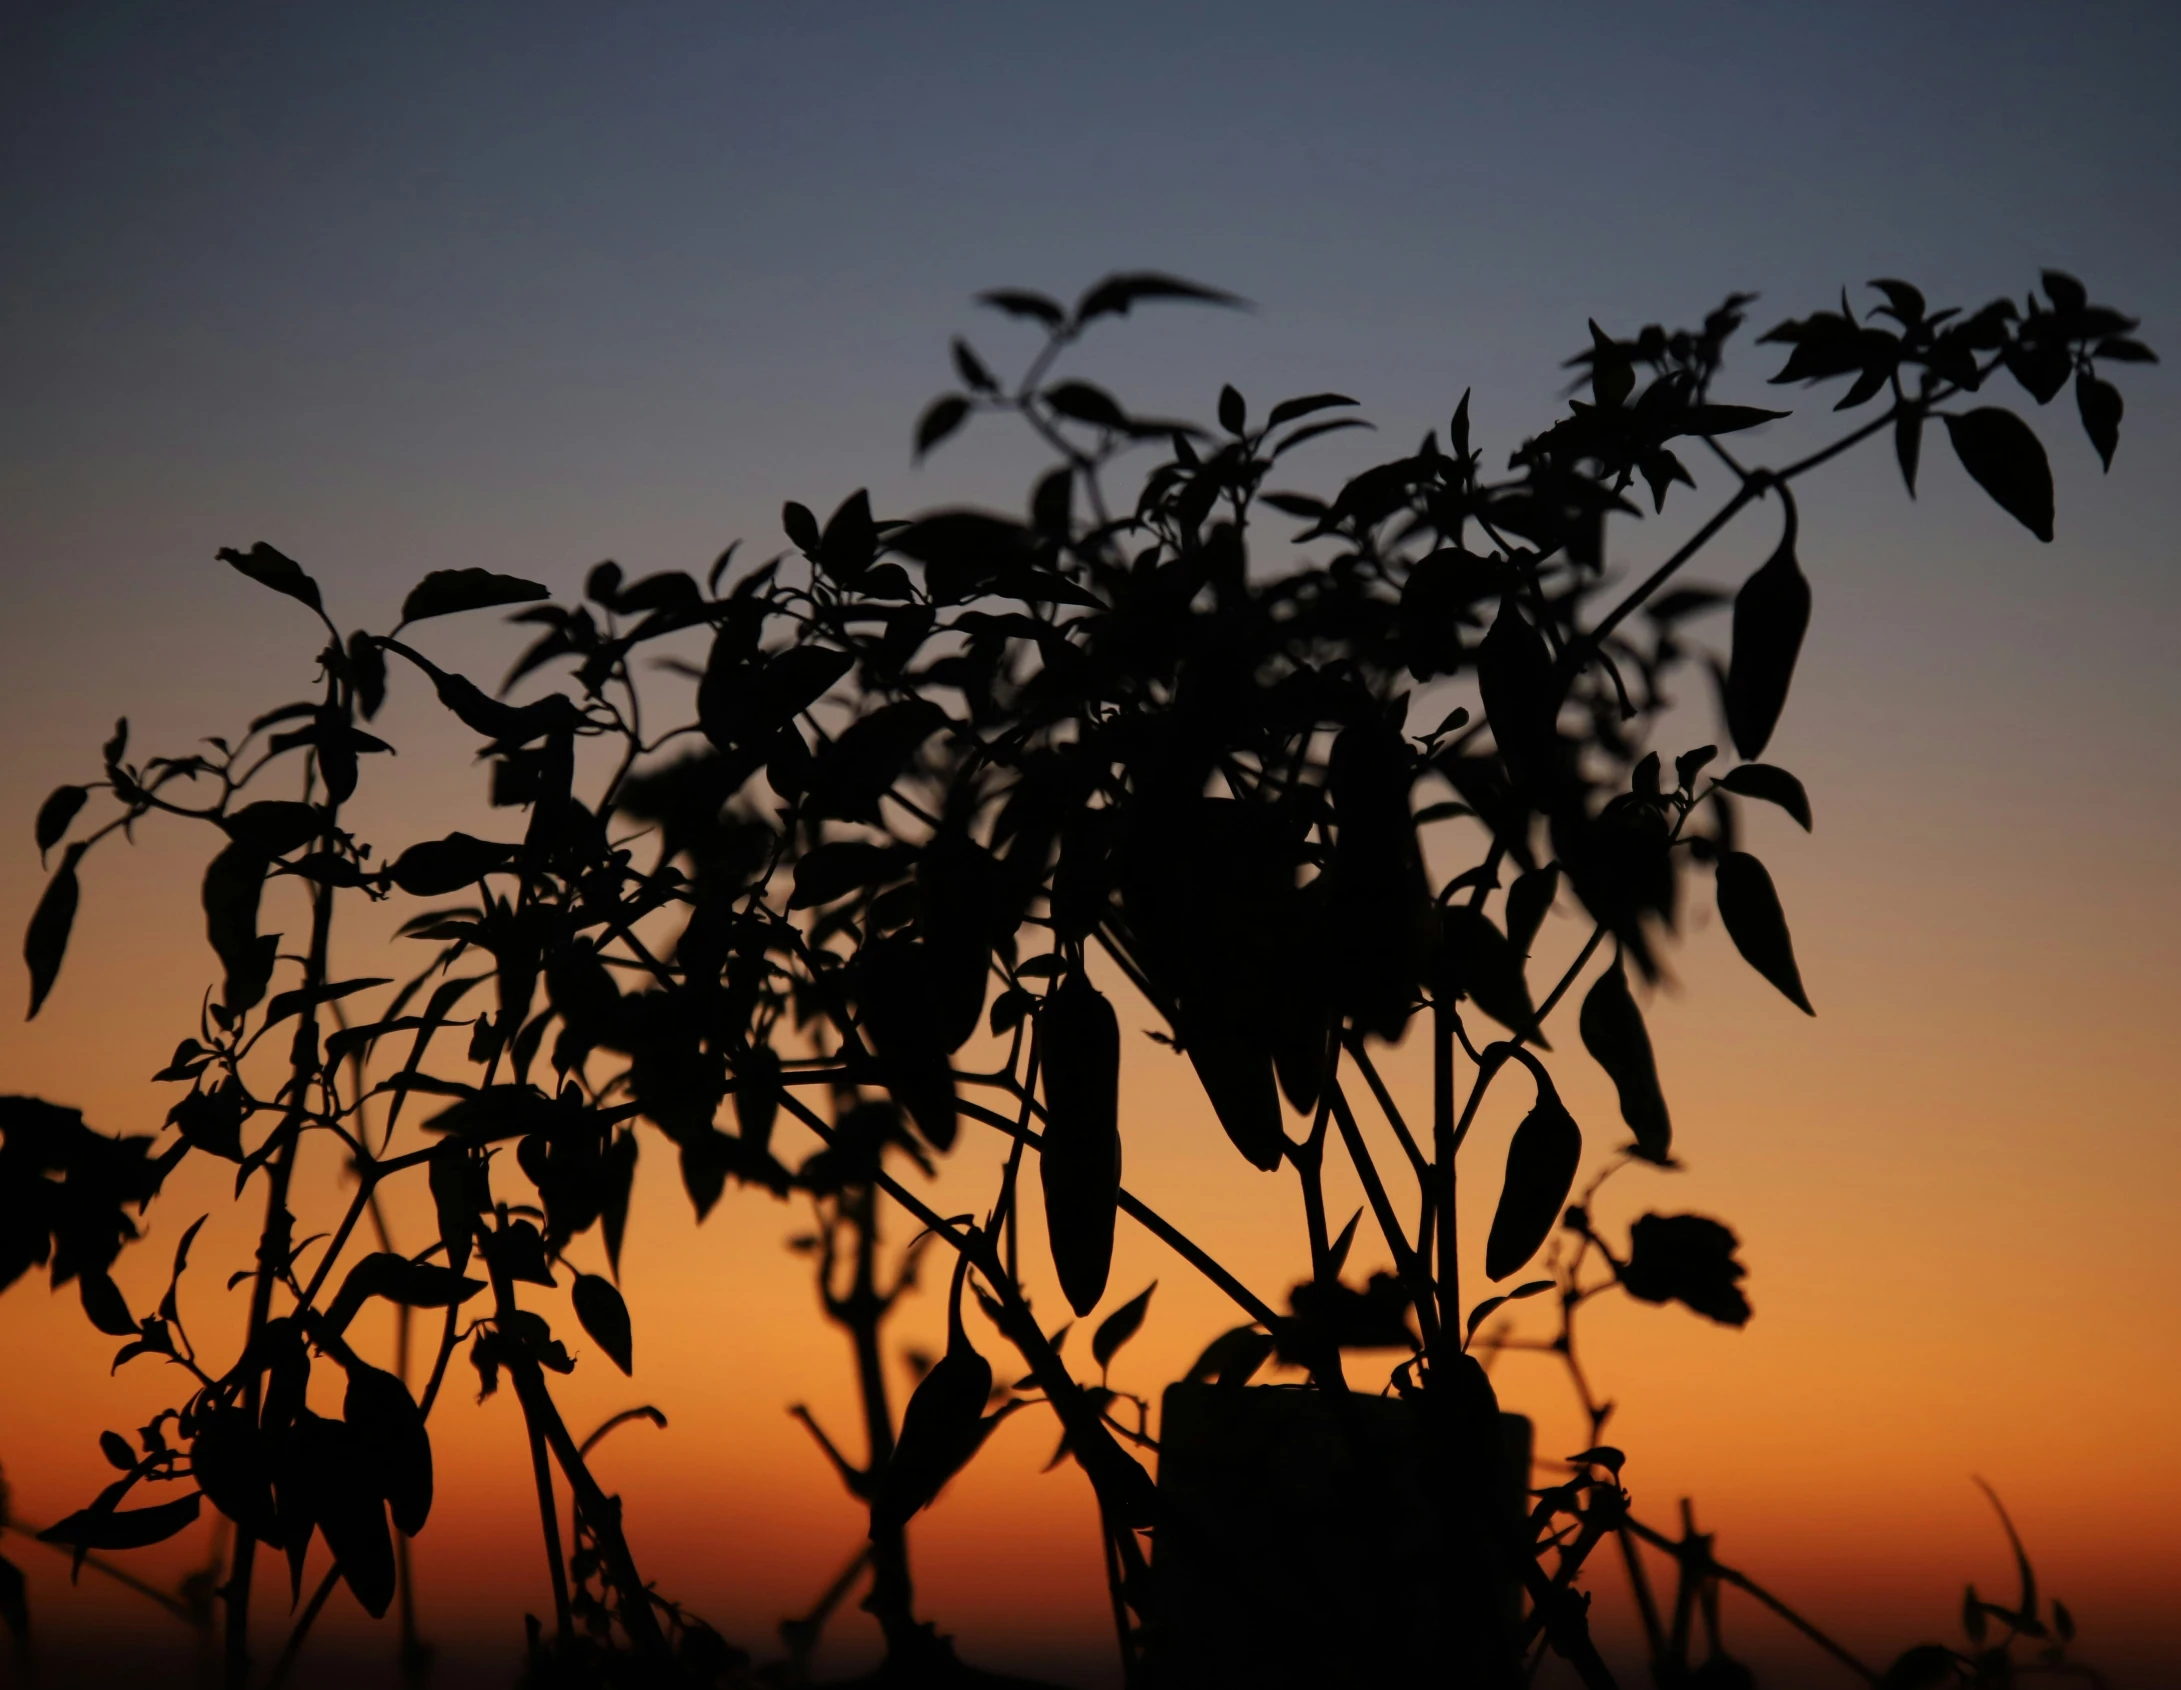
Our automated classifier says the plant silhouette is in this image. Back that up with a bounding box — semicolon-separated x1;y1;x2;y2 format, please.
1;267;2152;1688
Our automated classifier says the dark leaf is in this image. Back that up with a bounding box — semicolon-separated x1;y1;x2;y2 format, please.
1043;381;1129;431
1039;975;1123;1317
819;489;877;582
35;786;87;863
1878;1644;1960;1690
1619;1212;1750;1326
217;543;323;614
976;288;1065;328
40;1492;202;1552
1217;384;1246;434
222;801;325;858
100;1429;136;1470
782;501;821;554
1433;907;1540;1040
1580;963;1671;1163
1504;864;1560;956
950;338;997;393
1092;1283;1154;1372
1896;409;1924;496
399;569;550;625
387;833;518;897
1484;1088;1580;1281
1266;393;1359;428
1072;271;1243;324
789;841;906;909
1724;528;1810;761
915;394;971;461
1184;1325;1274;1388
572;1273;634;1375
2075;369;2122;471
1715;851;1813;1014
425;1085;558;1142
325;1252;488;1334
202;842;275;1014
1716;763;1812;830
1943;408;2054;542
25;843;84;1019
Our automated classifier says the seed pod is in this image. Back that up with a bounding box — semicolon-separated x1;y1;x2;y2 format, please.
1040;975;1122;1316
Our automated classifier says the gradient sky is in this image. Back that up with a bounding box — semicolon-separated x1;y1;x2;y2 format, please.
2;4;2178;1686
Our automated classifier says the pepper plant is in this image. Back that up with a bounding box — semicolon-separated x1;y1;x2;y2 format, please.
1;264;2149;1689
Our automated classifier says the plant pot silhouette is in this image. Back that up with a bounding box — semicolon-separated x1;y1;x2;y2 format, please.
1146;1382;1531;1689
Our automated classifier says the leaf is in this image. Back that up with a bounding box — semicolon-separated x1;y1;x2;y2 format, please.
1724;529;1810;761
1943;407;2054;542
1505;864;1560;955
572;1273;634;1375
1580;963;1671;1163
217;543;323;614
2075;369;2121;471
976;288;1065;328
1464;1279;1553;1341
1217;384;1246;433
343;1361;433;1536
819;490;877;582
782;500;821;554
38;1492;200;1551
1043;381;1129;431
1433;906;1540;1041
1039;975;1123;1317
202;841;275;1014
1092;1283;1155;1372
35;785;87;863
399;568;549;625
1716;763;1812;830
1878;1644;1960;1690
1895;409;1924;496
1618;1212;1750;1325
424;1085;559;1142
789;841;906;909
100;1430;135;1470
222;800;325;857
387;833;517;897
25;843;84;1019
1715;851;1813;1014
950;338;997;393
915;394;971;461
1184;1325;1274;1388
1072;271;1243;324
1266;392;1358;428
324;1252;488;1334
1484;1089;1580;1281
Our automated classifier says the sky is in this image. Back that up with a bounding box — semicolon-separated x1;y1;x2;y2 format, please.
2;2;2178;1685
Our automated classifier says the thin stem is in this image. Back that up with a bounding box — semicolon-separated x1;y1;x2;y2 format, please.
262;1565;339;1690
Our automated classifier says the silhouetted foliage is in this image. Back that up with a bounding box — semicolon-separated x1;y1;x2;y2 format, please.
3;266;2148;1688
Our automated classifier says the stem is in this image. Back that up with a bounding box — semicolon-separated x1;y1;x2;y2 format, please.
262;1566;339;1690
226;778;341;1689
